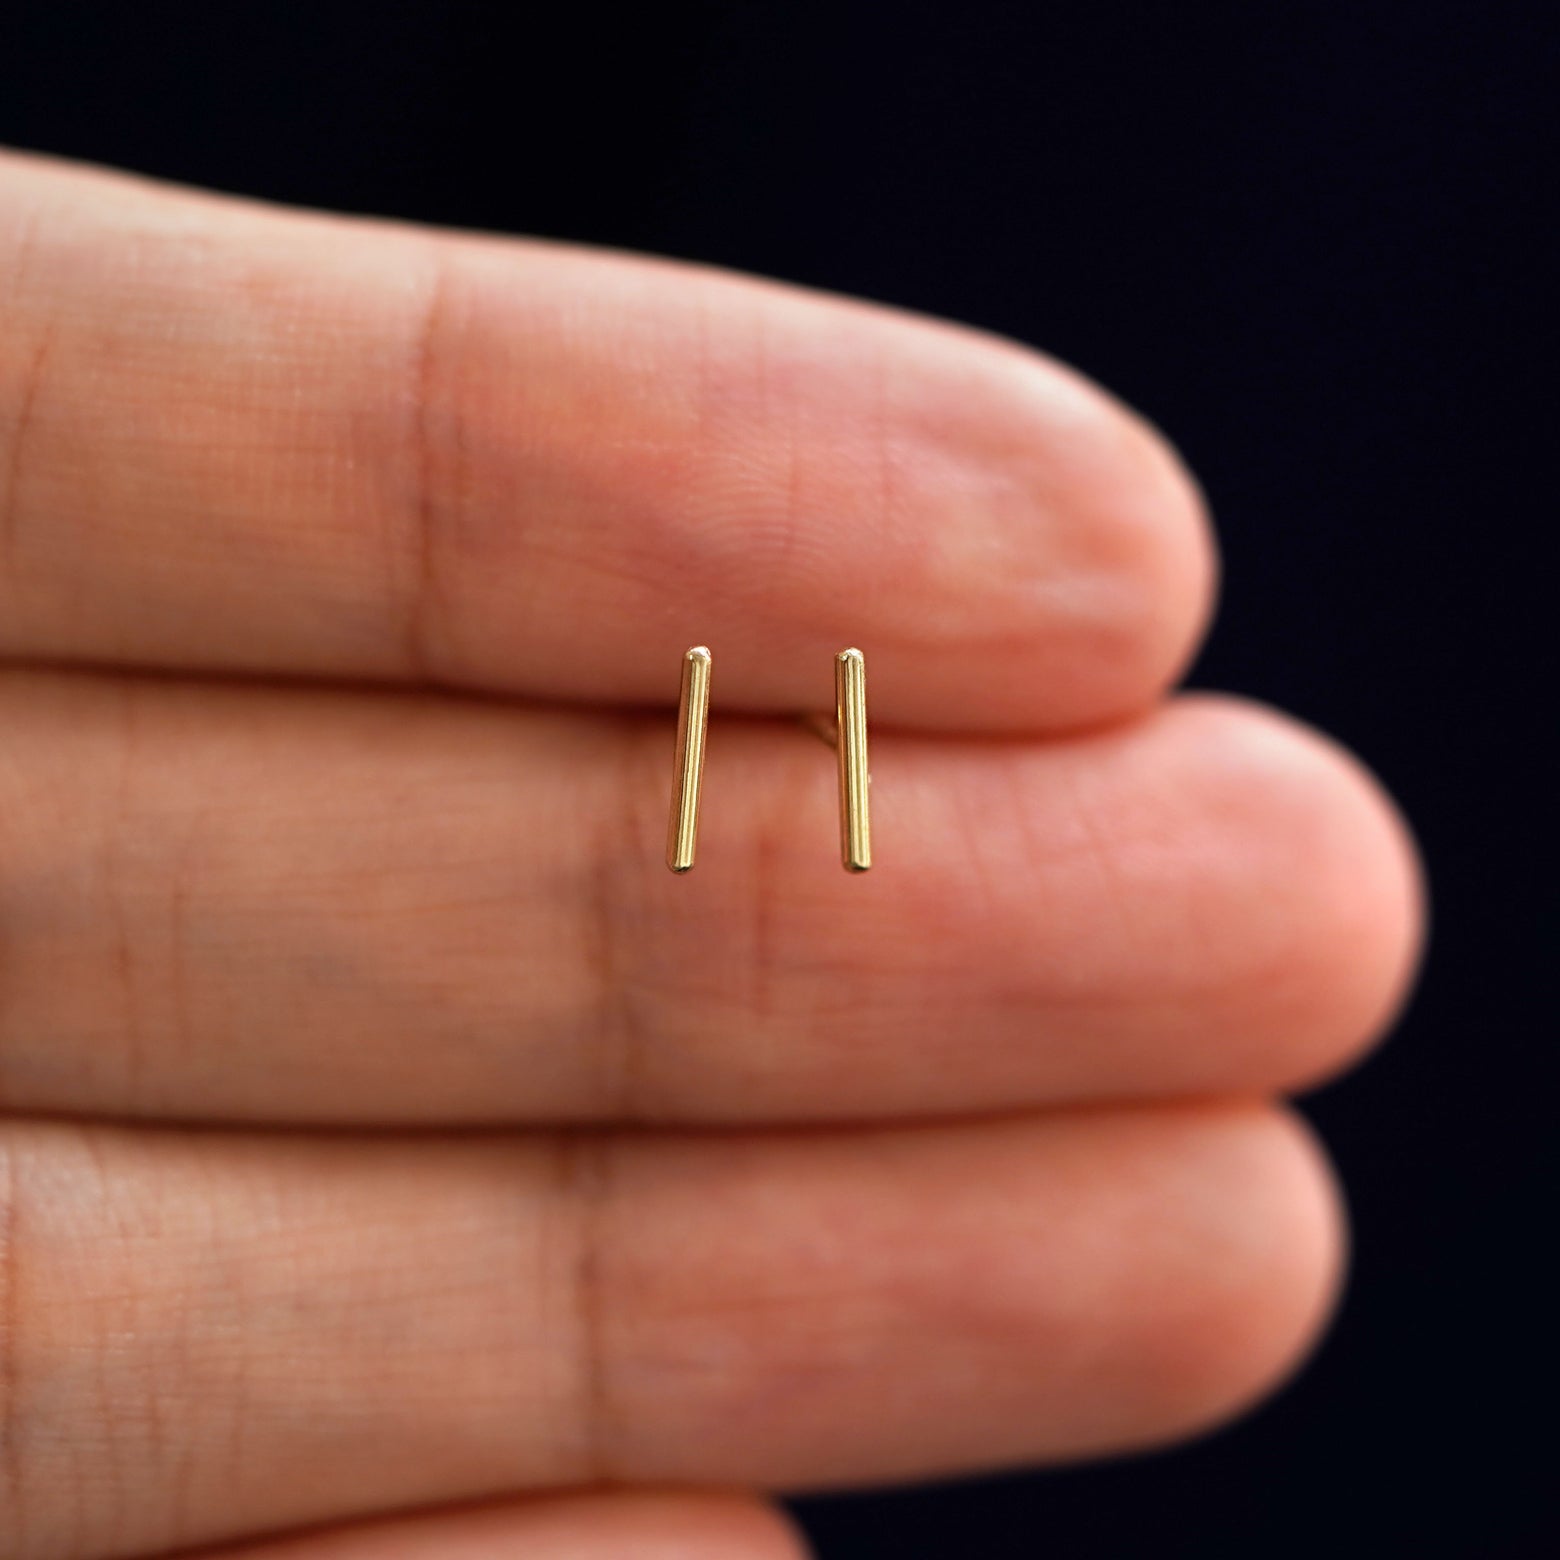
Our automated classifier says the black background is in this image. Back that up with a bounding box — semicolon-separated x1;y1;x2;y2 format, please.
1;3;1552;1556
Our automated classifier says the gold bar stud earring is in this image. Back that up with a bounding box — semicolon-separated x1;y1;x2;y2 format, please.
835;647;872;872
666;645;712;873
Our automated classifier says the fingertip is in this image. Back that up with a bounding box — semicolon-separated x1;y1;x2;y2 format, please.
1113;1103;1347;1451
1173;696;1427;1092
854;330;1221;730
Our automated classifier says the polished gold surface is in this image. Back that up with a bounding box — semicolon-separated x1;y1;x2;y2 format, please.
835;648;872;872
666;646;712;872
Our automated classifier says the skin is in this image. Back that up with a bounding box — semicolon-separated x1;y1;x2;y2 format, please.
0;148;1423;1559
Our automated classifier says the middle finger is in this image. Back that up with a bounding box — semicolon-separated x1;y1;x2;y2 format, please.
0;671;1418;1124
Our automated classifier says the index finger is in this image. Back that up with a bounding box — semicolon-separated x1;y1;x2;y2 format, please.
0;150;1212;730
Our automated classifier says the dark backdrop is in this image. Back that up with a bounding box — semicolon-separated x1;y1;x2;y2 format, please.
2;3;1551;1556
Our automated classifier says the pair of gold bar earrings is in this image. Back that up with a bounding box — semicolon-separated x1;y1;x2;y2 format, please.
666;646;872;874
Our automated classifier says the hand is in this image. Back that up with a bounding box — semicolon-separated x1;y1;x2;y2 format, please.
0;149;1422;1560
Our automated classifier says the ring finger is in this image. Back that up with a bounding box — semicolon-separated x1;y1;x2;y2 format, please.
0;1103;1339;1559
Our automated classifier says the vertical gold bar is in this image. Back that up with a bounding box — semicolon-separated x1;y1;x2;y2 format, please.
835;647;872;872
666;646;712;873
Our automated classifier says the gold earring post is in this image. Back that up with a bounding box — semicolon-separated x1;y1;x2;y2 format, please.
666;646;712;873
835;648;871;872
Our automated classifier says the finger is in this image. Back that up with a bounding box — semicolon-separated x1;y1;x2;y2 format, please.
0;149;1211;731
197;1493;807;1560
0;1106;1338;1560
0;672;1420;1123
